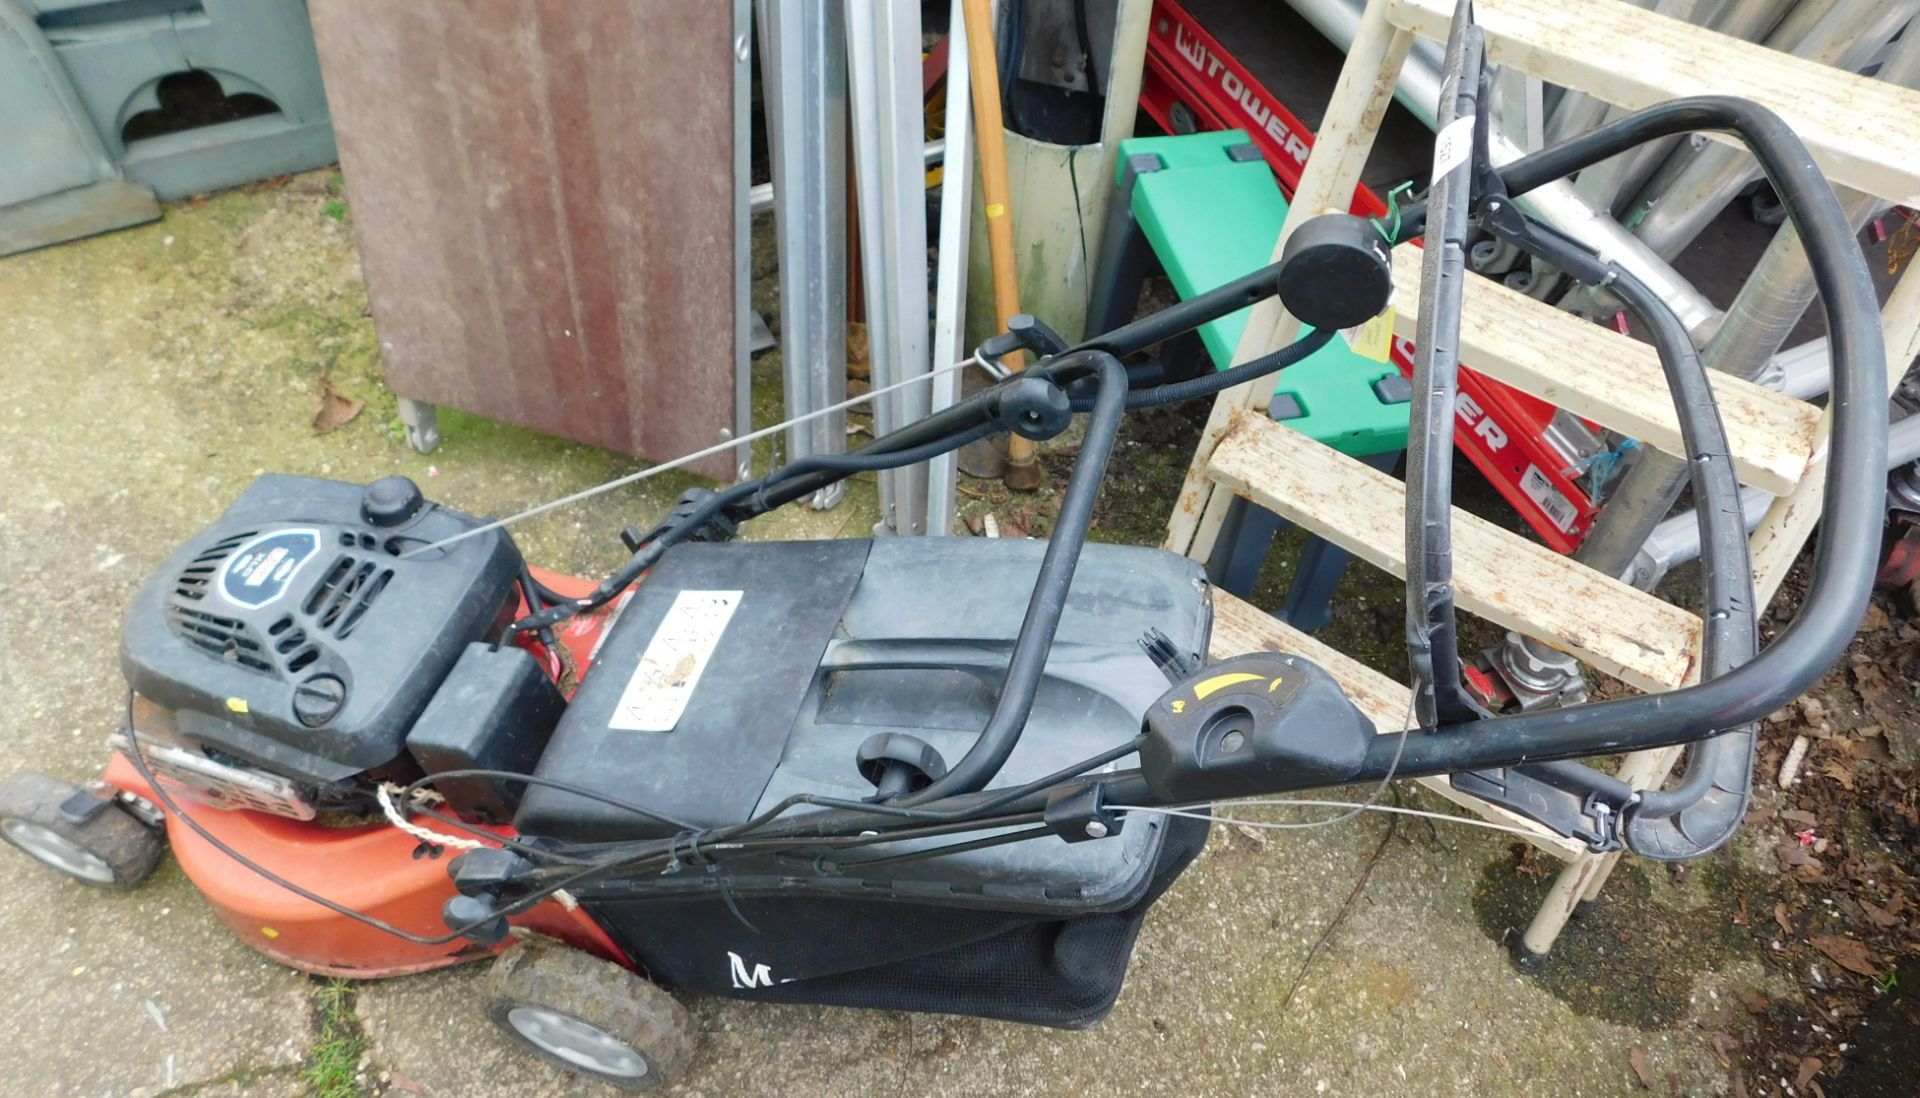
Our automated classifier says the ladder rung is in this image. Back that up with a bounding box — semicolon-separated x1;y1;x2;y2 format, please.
1206;410;1702;692
1388;0;1920;205
1391;246;1820;496
1209;590;1590;859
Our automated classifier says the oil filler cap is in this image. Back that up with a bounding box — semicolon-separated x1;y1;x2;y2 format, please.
361;476;425;527
292;675;347;728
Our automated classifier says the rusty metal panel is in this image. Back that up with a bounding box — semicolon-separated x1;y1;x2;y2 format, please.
308;1;739;478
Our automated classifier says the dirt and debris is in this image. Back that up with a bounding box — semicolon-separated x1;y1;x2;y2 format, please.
1723;573;1920;1098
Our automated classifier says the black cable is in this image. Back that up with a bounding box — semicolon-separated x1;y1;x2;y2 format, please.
1067;329;1334;412
516;567;561;657
711;735;1147;846
748;422;997;512
1072;0;1099;96
119;694;471;945
828;825;1056;870
399;768;699;834
504;424;1004;643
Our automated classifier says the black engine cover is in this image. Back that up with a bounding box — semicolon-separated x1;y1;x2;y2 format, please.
120;475;524;783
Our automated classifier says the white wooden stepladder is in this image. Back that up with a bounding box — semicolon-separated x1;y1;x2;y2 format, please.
1173;0;1920;957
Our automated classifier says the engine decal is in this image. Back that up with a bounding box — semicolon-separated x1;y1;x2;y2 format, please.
217;528;322;609
608;589;743;733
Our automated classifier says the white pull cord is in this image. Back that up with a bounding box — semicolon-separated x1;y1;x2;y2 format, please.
375;784;579;910
400;356;985;559
376;783;486;850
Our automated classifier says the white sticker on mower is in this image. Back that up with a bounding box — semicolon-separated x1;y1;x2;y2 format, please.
607;589;742;732
1432;114;1475;180
1521;464;1579;533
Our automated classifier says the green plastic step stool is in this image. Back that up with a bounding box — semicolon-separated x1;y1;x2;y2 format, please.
1086;129;1411;630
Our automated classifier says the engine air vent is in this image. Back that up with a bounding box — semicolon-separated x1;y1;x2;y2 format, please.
304;555;394;638
173;529;259;601
164;605;275;675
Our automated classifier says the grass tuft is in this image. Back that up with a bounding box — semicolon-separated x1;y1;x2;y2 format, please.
304;978;365;1098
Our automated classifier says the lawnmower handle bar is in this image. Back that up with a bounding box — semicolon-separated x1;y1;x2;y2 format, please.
1360;97;1883;828
499;96;1880;867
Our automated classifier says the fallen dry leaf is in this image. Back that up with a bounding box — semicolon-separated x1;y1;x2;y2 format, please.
1776;841;1820;870
1733;897;1750;926
312;377;364;433
1739;990;1770;1015
1709;1032;1740;1069
1628;1046;1653;1089
1775;902;1795;935
1819;760;1856;791
1796;1056;1824;1088
1860;898;1902;929
388;1073;429;1095
1732;1068;1749;1098
1810;934;1878;978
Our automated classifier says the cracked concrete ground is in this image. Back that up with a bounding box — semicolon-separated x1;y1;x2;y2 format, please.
0;179;1778;1096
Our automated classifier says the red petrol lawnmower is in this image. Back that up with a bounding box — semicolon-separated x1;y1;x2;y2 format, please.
0;10;1890;1089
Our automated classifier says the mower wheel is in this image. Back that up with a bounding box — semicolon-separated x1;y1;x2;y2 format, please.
486;936;695;1091
0;773;166;890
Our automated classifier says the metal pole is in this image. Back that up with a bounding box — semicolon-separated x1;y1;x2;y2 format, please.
1572;0;1796;215
926;0;980;535
1620;0;1918;260
1628;413;1920;588
844;0;932;534
750;139;943;216
1573;24;1920;573
758;0;851;508
1285;0;1718;332
732;0;755;480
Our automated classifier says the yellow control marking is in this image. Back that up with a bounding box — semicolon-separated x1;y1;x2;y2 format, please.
1269;677;1285;692
225;698;250;714
985;202;1006;218
1170;699;1186;714
1192;672;1265;701
260;927;280;939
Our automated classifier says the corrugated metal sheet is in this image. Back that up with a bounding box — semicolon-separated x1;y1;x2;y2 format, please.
309;1;739;478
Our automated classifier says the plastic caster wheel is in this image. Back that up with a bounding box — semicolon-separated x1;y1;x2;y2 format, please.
0;773;166;890
487;937;695;1091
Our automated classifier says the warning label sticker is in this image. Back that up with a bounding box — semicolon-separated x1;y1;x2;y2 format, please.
1520;465;1579;533
607;590;742;733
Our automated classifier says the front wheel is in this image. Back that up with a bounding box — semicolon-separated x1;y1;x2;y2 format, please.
486;936;696;1091
0;772;166;890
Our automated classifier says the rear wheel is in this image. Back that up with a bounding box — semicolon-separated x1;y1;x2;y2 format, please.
0;773;166;890
486;936;695;1091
